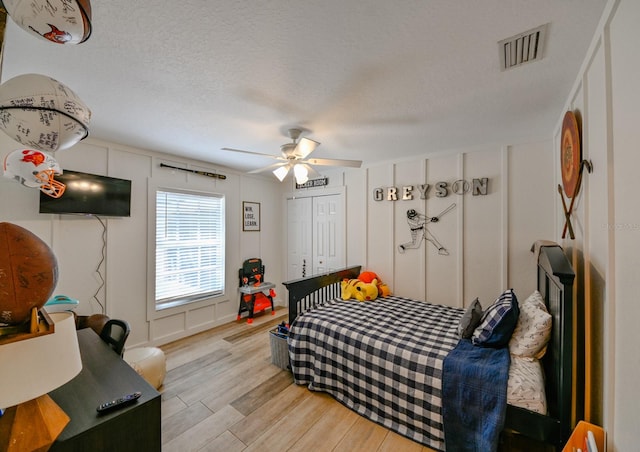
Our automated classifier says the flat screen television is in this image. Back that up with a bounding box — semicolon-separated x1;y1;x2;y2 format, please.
39;169;132;217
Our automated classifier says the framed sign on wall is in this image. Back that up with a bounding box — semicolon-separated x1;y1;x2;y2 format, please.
242;201;260;231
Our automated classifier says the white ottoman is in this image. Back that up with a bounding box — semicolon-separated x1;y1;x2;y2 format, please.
124;347;166;389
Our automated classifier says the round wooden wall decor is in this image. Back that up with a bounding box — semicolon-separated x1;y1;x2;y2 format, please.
561;111;581;197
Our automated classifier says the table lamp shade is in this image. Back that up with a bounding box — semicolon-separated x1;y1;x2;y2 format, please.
0;312;82;409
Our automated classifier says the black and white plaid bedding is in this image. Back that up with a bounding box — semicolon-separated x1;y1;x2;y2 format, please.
288;295;464;451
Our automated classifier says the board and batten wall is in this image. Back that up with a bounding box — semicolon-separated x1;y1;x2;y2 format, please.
553;0;640;449
0;136;284;348
316;141;556;311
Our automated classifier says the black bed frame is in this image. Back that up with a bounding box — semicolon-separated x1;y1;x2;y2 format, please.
283;265;361;320
282;245;579;449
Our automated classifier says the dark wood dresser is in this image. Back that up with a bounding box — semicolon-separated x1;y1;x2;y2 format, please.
49;328;161;451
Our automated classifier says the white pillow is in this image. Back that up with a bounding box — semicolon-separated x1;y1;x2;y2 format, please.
508;290;552;359
507;356;547;414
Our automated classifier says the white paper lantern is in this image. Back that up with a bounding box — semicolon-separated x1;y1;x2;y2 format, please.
0;74;91;153
3;0;92;44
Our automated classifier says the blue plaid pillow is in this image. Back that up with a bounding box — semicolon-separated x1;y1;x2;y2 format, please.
472;289;519;347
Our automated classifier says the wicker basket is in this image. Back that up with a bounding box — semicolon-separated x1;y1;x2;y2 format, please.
269;328;290;370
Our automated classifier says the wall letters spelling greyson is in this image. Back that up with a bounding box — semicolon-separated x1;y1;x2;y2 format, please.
372;178;489;201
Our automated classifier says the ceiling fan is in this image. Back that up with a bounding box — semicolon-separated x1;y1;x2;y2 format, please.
221;128;362;184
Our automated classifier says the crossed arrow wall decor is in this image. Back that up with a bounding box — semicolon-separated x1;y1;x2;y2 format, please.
558;159;593;240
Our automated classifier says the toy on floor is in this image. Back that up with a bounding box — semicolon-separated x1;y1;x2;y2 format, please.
237;258;276;324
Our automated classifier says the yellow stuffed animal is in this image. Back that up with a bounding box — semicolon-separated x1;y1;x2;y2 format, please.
358;271;391;297
341;278;379;301
376;281;391;297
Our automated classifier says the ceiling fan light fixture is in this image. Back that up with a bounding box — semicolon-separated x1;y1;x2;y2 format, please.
280;143;296;158
294;164;309;184
273;165;290;182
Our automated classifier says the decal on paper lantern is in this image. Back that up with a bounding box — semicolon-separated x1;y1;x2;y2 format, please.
0;74;91;153
3;0;92;44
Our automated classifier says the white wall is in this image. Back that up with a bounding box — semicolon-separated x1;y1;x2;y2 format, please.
0;136;284;347
609;2;640;449
318;141;555;311
553;0;640;449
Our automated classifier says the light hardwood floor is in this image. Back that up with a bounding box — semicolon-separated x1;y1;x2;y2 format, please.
158;307;434;452
158;308;546;452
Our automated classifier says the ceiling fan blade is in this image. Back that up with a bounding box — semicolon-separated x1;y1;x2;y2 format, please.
247;162;288;174
294;137;320;159
305;157;362;168
221;147;285;161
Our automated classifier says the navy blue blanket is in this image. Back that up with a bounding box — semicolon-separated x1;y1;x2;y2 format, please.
442;339;510;452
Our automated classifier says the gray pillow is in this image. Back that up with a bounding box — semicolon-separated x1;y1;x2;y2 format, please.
457;297;483;338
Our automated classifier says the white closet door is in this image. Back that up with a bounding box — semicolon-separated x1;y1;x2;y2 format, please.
312;194;345;275
287;197;312;280
286;193;345;279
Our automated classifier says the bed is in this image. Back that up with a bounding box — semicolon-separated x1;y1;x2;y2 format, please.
282;244;579;451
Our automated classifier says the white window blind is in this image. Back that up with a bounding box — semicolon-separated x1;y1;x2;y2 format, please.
155;189;225;309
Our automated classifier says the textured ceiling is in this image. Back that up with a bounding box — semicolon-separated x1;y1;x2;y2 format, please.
0;1;606;174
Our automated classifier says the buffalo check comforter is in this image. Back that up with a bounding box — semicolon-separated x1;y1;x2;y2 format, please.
288;295;464;451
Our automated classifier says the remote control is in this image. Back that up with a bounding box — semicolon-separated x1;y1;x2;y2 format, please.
96;391;142;413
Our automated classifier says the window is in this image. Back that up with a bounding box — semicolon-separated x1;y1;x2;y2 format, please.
155;189;225;310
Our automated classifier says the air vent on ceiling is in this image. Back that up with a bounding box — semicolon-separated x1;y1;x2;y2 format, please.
499;23;548;71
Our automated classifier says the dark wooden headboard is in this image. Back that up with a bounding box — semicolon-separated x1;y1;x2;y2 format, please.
282;265;361;320
505;245;578;448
